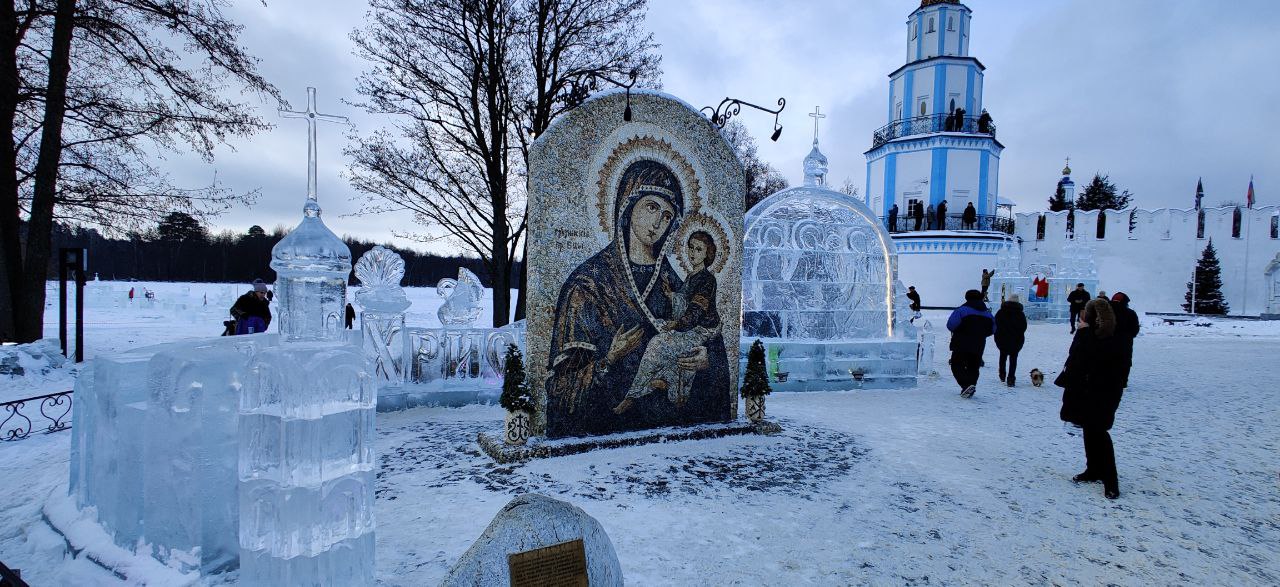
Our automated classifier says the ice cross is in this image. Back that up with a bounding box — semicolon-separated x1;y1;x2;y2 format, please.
809;106;826;143
279;87;348;202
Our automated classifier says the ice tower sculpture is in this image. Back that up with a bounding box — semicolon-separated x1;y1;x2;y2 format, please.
239;87;376;585
355;246;411;388
741;111;919;390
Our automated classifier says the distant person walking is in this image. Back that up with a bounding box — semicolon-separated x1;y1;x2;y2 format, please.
888;203;899;232
994;294;1027;386
962;202;978;229
936;200;948;230
946;289;995;398
913;201;925;231
229;279;272;335
1067;283;1091;333
345;303;356;330
128;287;135;302
1057;298;1126;499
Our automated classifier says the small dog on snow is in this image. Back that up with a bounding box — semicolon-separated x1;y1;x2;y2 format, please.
1029;369;1045;387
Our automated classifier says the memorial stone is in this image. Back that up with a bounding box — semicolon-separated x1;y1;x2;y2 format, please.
526;91;746;438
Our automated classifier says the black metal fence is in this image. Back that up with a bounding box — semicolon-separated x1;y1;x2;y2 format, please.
881;213;1014;234
2;390;73;442
871;113;996;149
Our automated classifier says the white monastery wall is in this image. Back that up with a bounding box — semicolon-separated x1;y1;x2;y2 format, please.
1017;206;1280;314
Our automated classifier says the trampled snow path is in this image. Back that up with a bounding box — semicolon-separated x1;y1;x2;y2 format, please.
1;295;1278;584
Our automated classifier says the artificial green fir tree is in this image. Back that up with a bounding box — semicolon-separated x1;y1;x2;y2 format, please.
741;339;773;398
1183;239;1230;315
499;343;534;413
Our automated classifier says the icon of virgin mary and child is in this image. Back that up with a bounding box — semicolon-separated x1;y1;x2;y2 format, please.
545;159;732;438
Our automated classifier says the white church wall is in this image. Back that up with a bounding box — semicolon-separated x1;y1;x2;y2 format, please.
1016;207;1280;314
896;150;932;205
945;150;980;209
944;64;967;111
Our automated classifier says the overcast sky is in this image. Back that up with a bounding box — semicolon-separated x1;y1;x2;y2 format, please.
175;0;1279;253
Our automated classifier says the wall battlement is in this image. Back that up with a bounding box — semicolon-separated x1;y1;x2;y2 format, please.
1013;206;1280;314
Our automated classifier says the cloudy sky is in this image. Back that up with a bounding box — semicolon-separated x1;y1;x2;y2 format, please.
177;0;1278;253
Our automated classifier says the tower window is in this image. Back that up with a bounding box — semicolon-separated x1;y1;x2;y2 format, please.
919;101;927;116
896;101;902;119
948;16;955;31
1271;215;1278;239
911;21;918;40
949;98;956;113
927;17;935;33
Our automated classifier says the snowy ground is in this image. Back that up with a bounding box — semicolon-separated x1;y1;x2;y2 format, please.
2;283;1279;585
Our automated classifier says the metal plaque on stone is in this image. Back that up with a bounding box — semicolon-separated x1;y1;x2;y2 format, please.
507;539;588;587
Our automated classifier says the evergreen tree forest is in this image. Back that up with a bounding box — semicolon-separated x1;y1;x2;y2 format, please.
34;213;510;288
1183;239;1229;315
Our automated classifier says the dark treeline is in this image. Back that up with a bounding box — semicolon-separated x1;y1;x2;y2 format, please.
38;213;516;288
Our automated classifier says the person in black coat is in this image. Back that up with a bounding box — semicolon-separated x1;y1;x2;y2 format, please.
1066;283;1091;333
913;201;925;231
229;279;272;335
906;286;922;312
962;202;978;229
888;203;899;232
936;200;949;230
994;294;1027;386
1109;292;1140;388
345;303;356;329
946;289;995;398
1057;298;1126;499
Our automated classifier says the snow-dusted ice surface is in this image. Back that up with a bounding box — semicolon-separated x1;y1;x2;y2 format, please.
2;287;1279;584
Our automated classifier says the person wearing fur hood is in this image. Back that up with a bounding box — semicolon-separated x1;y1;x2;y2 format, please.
1056;298;1127;499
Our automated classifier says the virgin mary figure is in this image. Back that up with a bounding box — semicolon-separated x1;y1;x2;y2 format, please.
545;159;731;438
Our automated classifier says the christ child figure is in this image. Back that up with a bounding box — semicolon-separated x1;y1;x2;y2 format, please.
614;231;721;414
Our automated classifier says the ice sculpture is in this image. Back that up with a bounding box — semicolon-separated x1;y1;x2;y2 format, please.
740;130;918;390
437;267;485;327
355;246;411;388
239;87;375;585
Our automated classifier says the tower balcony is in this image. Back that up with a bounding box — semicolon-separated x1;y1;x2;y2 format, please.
870;113;996;150
879;213;1015;235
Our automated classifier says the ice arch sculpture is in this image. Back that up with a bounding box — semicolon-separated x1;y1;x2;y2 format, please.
741;185;921;390
743;188;906;340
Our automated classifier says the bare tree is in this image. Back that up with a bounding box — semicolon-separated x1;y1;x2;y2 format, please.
1;0;278;342
722;120;788;211
348;0;660;326
838;177;859;198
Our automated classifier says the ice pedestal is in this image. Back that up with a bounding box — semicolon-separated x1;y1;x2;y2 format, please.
355;246;411;390
239;342;375;586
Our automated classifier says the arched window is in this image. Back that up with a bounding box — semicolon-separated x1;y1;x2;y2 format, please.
911;21;918;40
1232;207;1242;238
948;16;955;31
949;98;956;113
919;101;927;116
1272;215;1279;239
1197;210;1206;239
927;17;935;33
1096;211;1107;239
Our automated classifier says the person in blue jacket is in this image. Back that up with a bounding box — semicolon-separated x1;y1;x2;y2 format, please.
947;289;996;398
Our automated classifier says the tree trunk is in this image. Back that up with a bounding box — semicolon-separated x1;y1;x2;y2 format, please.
16;0;75;343
0;0;23;341
513;238;527;321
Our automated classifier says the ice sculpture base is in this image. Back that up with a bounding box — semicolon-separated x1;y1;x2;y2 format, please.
740;339;921;391
478;419;781;464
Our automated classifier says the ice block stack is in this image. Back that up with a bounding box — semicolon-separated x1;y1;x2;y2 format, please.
238;342;374;584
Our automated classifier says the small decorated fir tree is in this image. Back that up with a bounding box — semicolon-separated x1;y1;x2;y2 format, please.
741;339;773;398
499;344;534;413
1183;239;1229;315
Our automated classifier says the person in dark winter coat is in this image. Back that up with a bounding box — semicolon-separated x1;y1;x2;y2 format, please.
994;294;1027;386
345;303;356;329
1066;283;1091;333
888;203;899;232
925;204;935;230
1057;298;1126;499
936;200;949;230
1109;292;1140;388
230;279;272;335
946;289;995;398
907;286;922;312
962;202;978;229
913;201;925;231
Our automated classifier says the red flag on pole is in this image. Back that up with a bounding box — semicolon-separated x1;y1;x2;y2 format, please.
1247;175;1255;208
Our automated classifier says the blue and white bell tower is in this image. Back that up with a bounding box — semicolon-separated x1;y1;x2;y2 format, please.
864;0;1002;230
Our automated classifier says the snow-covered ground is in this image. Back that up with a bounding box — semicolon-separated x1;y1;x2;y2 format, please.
2;282;1279;585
